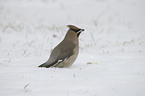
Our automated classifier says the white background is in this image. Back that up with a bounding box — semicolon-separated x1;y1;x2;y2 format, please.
0;0;145;96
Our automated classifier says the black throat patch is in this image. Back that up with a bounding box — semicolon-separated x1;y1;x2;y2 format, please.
70;28;81;37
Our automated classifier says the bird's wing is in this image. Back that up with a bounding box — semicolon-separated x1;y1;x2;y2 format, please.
57;40;75;61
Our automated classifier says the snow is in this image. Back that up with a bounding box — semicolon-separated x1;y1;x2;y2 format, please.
0;0;145;96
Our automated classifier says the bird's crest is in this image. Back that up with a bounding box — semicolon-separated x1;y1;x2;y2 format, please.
67;25;80;31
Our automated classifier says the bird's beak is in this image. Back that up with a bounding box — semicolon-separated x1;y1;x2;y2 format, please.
76;28;84;37
77;29;85;34
81;29;85;32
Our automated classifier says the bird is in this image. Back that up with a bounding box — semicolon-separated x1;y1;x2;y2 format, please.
38;25;84;68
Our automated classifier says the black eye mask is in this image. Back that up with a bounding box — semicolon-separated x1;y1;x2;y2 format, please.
70;29;85;37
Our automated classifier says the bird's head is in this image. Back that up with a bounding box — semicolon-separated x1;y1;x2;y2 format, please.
67;25;85;37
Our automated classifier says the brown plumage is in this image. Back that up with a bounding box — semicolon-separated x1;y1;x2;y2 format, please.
38;25;84;68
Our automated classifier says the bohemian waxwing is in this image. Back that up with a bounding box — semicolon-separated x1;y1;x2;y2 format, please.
38;25;84;68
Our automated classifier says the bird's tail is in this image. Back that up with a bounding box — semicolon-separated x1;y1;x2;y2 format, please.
38;63;45;67
38;60;58;68
38;62;53;68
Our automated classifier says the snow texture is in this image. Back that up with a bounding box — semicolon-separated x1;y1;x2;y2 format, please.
0;0;145;96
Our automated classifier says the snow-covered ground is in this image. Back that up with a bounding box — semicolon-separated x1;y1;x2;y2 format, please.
0;0;145;96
